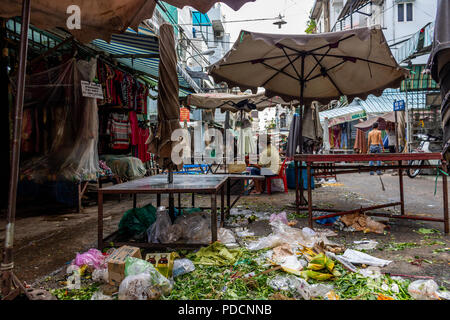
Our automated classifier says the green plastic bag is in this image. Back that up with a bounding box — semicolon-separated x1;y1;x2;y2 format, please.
118;203;157;238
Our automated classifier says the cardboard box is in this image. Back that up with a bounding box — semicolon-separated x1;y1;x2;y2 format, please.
107;246;142;286
145;252;177;278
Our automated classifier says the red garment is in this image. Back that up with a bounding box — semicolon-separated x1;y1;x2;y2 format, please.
129;111;139;146
138;127;150;163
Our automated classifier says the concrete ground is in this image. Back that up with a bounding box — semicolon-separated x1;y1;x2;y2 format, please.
0;172;448;289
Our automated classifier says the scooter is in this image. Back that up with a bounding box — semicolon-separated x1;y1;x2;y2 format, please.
407;134;442;178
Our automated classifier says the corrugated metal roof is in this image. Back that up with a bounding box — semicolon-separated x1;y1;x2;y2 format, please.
320;104;365;122
358;88;432;114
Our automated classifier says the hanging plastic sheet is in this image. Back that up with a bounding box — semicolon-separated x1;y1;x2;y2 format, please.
13;58;100;182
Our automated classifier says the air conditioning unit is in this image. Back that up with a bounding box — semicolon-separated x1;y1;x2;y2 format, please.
214;30;224;38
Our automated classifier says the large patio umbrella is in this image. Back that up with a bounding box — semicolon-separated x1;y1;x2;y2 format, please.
208;25;407;205
428;0;450;158
0;0;256;43
147;23;180;167
184;91;299;113
209;26;407;106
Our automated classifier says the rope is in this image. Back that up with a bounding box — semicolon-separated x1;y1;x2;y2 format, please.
434;166;449;196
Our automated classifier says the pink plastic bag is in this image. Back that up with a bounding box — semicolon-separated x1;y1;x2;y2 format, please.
74;249;106;269
270;212;289;225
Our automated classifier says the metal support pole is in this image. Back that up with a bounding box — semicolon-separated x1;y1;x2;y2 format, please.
1;0;31;298
398;161;405;215
133;194;137;209
307;162;313;229
211;193;217;242
295;160;300;215
191;193;195;207
157;193;161;207
442;162;449;234
395;110;399;153
221;185;225;227
226;179;231;217
98;192;104;251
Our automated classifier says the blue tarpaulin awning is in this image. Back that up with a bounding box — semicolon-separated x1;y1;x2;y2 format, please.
92;26;198;95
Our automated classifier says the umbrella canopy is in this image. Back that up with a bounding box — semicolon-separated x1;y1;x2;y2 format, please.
147;24;180;165
0;0;256;43
208;26;408;106
184;91;299;113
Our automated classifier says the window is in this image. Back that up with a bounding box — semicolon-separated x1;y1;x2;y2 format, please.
398;3;413;22
398;3;404;22
406;3;413;21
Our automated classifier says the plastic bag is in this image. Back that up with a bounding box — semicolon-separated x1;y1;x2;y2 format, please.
353;240;378;250
341;249;392;267
267;275;312;300
147;207;173;243
175;214;211;244
74;249;106;269
119;274;153;300
172;259;196;278
91;290;113;300
408;280;440;300
92;268;109;283
246;221;307;250
121;257;172;300
270;212;289;225
218;228;236;244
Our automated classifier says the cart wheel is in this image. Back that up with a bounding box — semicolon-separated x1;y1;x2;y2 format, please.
407;160;423;178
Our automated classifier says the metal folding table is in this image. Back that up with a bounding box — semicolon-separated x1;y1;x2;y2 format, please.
97;174;264;250
292;153;449;233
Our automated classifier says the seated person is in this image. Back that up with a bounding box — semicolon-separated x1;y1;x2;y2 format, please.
246;136;281;195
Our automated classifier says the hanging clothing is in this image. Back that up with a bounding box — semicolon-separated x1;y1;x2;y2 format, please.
354;128;368;154
107;112;131;150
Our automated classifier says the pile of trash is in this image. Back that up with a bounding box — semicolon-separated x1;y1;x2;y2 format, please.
50;206;448;301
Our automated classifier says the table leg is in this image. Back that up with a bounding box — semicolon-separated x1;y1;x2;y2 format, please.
133;194;137;209
169;193;175;220
442;163;449;234
221;185;225;227
157;193;161;207
178;193;181;210
226;179;231;218
211;193;217;243
295;160;300;215
98;191;104;250
307;162;313;229
192;193;195;207
398;161;405;215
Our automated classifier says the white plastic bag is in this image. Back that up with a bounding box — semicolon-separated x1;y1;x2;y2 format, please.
92;268;109;283
341;249;392;267
147;208;173;243
172;259;196;278
270;212;289;225
218;228;236;244
91;290;113;300
119;274;153;300
408;280;440;300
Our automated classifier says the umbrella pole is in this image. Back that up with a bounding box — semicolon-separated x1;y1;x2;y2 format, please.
298;55;307;205
1;0;31;299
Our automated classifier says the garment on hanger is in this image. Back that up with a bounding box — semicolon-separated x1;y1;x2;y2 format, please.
107;112;131;150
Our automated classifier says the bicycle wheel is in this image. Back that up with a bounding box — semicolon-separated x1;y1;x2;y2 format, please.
407;160;423;178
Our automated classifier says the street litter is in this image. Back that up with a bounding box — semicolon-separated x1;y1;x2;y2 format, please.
119;257;172;300
187;242;242;266
339;213;386;234
218;228;237;245
144;252;178;278
267;275;335;300
269;212;289;225
341;249;392;267
73;248;107;269
353;240;378;250
172;259;196;278
408;280;441;300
